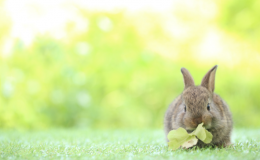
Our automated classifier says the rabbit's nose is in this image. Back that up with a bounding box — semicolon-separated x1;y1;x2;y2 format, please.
193;117;202;126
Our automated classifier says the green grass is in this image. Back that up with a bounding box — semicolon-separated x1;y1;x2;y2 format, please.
0;129;260;160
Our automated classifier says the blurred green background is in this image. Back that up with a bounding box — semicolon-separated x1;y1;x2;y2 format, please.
0;0;260;130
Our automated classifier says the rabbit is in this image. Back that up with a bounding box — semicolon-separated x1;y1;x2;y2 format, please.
164;65;233;148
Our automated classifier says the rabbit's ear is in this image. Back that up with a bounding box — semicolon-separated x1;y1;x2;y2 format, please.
201;65;218;93
181;68;195;89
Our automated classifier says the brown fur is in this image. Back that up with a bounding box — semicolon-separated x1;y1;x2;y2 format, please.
164;65;233;147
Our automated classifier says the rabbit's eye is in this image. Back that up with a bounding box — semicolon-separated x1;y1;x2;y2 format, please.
184;105;186;112
207;104;210;111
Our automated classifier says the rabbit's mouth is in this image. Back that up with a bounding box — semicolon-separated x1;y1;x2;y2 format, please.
186;129;195;133
186;125;212;133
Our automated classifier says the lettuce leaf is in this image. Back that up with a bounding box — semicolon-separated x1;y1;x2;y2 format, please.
168;123;213;150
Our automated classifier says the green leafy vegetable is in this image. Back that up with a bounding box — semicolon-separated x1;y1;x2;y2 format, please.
191;123;206;141
203;129;213;144
181;135;198;149
168;123;213;150
168;140;181;150
167;127;189;142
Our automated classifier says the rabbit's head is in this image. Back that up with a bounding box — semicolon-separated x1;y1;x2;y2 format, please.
178;65;222;132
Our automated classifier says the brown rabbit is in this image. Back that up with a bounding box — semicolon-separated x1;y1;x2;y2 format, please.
164;65;233;147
